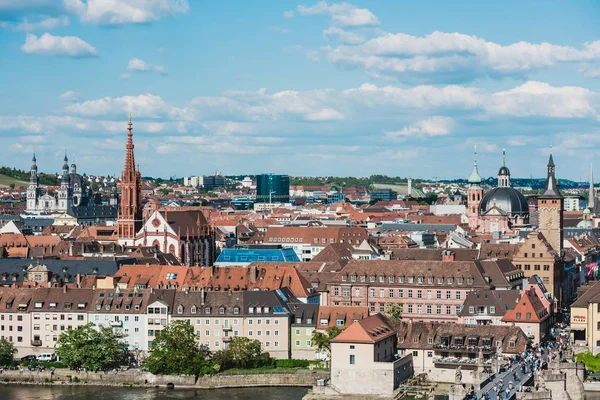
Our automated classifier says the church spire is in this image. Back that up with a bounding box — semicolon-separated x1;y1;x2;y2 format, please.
468;145;482;185
118;113;143;246
30;153;38;185
540;153;561;198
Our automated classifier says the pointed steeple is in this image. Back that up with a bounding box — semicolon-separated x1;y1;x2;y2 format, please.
468;145;482;185
540;153;562;198
30;153;38;185
590;163;595;212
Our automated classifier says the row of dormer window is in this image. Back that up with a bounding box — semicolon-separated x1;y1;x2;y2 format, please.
341;274;473;285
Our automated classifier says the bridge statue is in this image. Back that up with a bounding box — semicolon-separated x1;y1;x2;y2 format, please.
455;366;462;384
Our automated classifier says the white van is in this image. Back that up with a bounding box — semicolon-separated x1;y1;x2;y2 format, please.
37;353;57;362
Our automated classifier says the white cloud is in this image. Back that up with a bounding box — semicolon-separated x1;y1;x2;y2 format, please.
385;116;454;139
21;32;97;57
581;63;600;78
63;0;189;25
65;94;187;119
127;58;168;75
326;30;600;81
323;27;365;44
272;26;291;34
487;81;597;118
287;45;321;62
297;1;379;27
58;91;81;102
0;16;69;31
305;108;344;121
283;10;294;18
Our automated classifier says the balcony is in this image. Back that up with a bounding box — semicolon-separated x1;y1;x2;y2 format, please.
433;343;494;354
110;320;123;327
434;357;482;369
222;325;232;331
222;336;232;342
31;340;42;346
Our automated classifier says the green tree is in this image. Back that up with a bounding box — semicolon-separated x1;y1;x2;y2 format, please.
227;337;265;369
145;320;213;376
0;338;16;366
385;303;403;322
311;326;343;355
56;323;126;371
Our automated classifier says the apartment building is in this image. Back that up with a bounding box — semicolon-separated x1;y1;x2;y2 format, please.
457;289;520;326
29;288;93;355
327;259;523;322
570;281;600;354
89;288;150;352
0;288;32;357
171;288;295;359
263;226;369;261
290;303;318;360
396;321;528;384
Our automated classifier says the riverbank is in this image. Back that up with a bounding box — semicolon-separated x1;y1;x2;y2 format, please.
0;369;329;389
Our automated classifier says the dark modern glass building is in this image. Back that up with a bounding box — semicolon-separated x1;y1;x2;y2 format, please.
256;174;290;203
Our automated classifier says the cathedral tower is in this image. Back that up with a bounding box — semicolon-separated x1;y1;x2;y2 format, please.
117;114;143;246
538;154;563;253
26;154;39;212
58;154;70;211
467;146;483;229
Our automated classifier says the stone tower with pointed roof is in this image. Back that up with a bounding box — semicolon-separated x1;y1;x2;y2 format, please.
467;146;483;229
538;154;563;254
117;115;143;246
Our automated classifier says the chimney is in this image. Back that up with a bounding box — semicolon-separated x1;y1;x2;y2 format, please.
76;273;81;287
442;250;455;262
201;287;205;305
69;241;73;257
63;285;67;293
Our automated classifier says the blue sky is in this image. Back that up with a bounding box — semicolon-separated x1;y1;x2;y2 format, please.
0;1;599;180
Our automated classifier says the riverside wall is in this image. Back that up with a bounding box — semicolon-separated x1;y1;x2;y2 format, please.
0;369;329;389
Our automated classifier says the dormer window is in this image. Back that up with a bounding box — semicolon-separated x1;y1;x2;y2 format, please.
105;304;110;311
417;276;423;284
205;307;211;314
96;304;101;310
234;307;239;314
264;307;269;313
177;306;183;314
256;307;262;313
125;305;130;311
219;307;225;314
248;307;254;314
34;302;43;308
191;306;197;314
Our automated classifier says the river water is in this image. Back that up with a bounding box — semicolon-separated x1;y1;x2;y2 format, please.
0;386;308;400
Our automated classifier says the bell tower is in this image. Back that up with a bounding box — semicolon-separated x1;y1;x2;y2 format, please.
467;145;483;229
538;153;563;253
117;114;143;246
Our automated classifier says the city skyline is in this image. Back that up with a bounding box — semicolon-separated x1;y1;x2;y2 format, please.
1;1;599;179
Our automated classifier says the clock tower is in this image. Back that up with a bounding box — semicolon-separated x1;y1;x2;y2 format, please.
538;154;563;254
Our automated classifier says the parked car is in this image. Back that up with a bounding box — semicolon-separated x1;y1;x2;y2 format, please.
21;355;37;362
36;353;57;362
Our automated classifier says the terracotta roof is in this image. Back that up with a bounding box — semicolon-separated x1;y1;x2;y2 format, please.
333;260;490;288
390;248;478;261
395;321;528;354
332;313;395;344
311;243;355;266
501;288;550;323
317;305;369;329
479;243;519;260
263;226;368;245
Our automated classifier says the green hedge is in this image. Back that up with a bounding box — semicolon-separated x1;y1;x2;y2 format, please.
275;359;320;368
22;361;67;369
